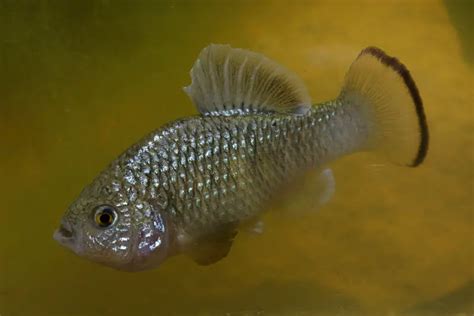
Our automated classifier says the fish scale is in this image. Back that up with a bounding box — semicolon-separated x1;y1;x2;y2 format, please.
115;101;364;240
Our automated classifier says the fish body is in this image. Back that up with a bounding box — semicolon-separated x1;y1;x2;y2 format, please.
123;101;365;232
54;45;428;271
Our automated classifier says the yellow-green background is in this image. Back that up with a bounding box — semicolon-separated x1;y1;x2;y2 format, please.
0;1;472;315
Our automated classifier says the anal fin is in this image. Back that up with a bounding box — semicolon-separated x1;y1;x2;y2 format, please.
316;168;336;205
273;168;336;215
241;217;265;235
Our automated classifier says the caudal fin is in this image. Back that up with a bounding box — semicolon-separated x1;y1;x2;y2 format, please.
339;47;429;167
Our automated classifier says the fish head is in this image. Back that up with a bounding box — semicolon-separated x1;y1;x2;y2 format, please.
53;165;173;271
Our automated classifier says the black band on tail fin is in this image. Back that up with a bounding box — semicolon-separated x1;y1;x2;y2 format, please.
361;47;429;166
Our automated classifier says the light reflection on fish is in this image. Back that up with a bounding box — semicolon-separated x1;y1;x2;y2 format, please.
53;44;428;271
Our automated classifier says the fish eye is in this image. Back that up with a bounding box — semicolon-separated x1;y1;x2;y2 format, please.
93;205;117;228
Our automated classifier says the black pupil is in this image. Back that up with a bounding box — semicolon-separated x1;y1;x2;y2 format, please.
99;210;113;226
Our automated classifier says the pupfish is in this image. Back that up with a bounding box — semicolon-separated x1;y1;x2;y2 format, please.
54;44;428;271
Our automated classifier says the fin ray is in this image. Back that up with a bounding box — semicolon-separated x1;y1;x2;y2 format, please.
339;46;429;166
184;44;311;116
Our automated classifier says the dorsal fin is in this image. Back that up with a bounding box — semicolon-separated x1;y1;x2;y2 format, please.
183;44;311;116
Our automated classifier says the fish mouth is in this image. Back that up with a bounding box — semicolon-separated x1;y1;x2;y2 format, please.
53;221;76;249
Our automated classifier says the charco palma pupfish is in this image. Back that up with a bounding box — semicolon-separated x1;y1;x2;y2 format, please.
54;44;429;271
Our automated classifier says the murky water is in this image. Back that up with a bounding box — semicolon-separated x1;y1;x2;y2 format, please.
1;1;472;315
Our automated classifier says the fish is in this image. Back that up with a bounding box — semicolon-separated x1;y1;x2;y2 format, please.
53;44;429;271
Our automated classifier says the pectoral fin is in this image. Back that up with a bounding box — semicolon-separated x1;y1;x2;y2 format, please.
186;224;238;265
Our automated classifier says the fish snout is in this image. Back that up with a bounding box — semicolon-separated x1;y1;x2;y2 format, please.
53;221;76;249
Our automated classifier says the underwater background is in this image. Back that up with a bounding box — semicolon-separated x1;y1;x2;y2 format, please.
0;0;472;315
